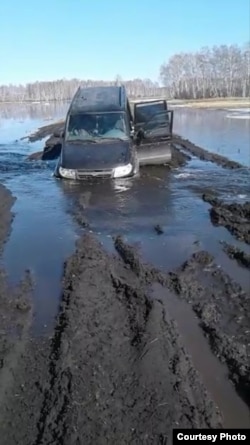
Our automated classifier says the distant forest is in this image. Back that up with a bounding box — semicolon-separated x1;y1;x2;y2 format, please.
0;44;249;102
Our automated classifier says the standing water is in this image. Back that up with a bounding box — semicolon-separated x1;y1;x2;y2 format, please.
173;107;250;167
0;103;249;330
0;102;250;427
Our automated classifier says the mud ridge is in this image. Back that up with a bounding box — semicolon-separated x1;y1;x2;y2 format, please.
34;271;73;445
172;134;245;169
22;121;64;143
167;252;250;406
221;241;250;269
113;238;250;408
1;233;221;445
202;194;250;244
0;183;16;252
169;144;191;168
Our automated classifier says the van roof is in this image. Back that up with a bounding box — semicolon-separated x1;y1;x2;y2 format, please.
69;85;128;114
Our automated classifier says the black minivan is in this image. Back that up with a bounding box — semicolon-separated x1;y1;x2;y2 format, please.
54;86;139;180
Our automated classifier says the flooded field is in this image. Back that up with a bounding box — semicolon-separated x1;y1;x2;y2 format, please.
173;107;250;167
0;102;249;443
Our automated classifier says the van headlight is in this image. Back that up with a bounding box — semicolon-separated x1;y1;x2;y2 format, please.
112;163;133;178
59;167;76;179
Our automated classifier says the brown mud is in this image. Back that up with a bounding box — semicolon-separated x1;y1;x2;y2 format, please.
24;120;246;169
113;238;250;408
202;194;250;244
0;232;225;445
1;187;250;442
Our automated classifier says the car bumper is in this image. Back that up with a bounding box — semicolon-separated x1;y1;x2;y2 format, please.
54;166;137;180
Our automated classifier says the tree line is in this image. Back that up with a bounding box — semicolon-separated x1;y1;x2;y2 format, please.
160;43;249;99
0;43;249;102
0;78;163;103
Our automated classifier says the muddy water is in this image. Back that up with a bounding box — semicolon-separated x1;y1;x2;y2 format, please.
152;283;250;428
1;171;79;333
0;105;249;326
0;103;250;428
173;107;250;167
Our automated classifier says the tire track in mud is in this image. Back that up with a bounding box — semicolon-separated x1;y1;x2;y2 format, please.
167;251;250;406
0;218;249;442
1;126;250;443
1;234;224;445
34;283;73;445
114;237;250;409
33;235;222;445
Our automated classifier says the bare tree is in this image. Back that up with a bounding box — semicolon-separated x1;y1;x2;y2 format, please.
160;43;249;99
0;78;162;102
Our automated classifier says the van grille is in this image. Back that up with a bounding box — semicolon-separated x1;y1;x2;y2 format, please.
76;169;113;179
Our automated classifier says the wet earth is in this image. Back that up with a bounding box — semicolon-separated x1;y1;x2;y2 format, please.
0;104;250;444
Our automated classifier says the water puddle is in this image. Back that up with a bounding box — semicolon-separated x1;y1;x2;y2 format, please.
151;283;250;428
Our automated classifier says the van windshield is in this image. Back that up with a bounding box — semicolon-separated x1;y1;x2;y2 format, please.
66;112;130;142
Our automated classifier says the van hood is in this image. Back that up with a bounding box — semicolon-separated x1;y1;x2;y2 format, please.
61;139;131;170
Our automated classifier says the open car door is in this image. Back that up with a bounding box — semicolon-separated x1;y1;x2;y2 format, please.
134;100;173;137
133;100;174;165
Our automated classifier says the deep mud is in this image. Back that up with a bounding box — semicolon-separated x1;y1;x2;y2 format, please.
1;201;250;442
202;194;250;244
0;231;225;445
114;238;250;408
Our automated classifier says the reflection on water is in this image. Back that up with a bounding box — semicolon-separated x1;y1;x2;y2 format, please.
173;108;250;167
0;102;69;144
0;101;69;120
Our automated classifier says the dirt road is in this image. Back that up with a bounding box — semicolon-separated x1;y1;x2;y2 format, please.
0;186;221;442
